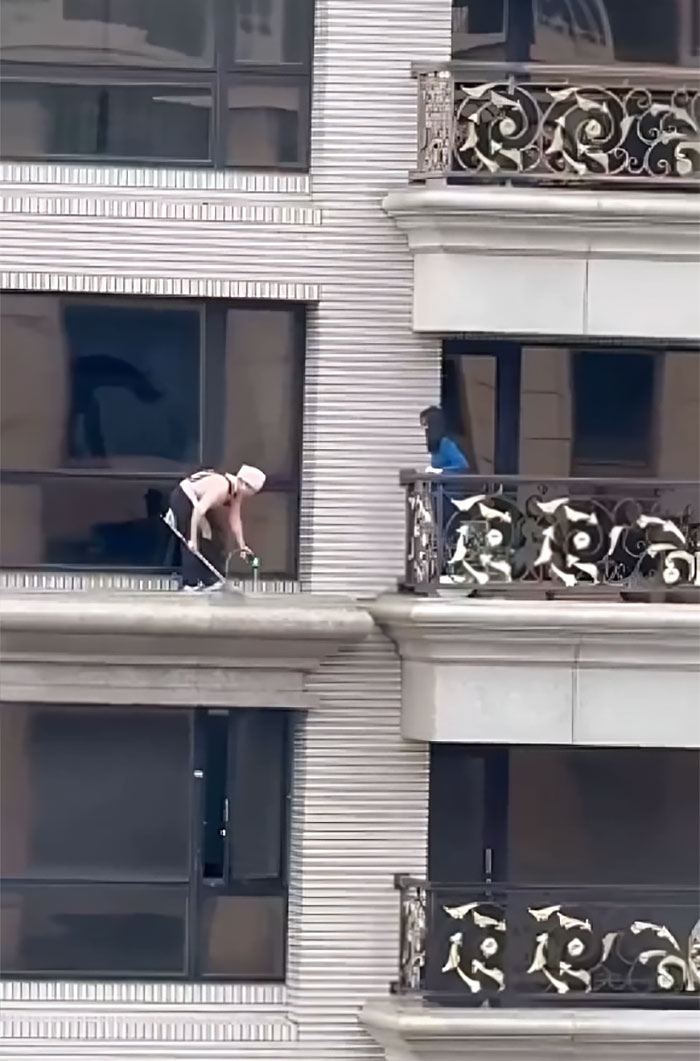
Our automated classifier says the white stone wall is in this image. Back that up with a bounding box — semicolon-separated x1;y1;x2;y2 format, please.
0;0;452;1057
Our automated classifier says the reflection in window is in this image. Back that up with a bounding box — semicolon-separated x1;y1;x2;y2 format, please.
0;0;313;167
225;81;302;167
0;293;304;574
0;703;291;979
233;0;307;65
1;82;212;162
443;342;699;480
0;0;215;66
451;0;693;66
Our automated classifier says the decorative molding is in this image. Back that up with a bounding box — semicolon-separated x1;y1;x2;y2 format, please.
361;1000;700;1061
382;185;700;340
0;272;320;302
0;571;299;595
0;1014;297;1047
0;194;322;227
0;591;374;707
0;162;311;197
383;185;700;260
0;981;286;1006
369;594;700;747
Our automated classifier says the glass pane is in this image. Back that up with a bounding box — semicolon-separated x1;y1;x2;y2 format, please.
0;477;179;567
1;886;187;975
442;352;496;474
0;704;191;878
229;710;287;881
222;490;297;579
452;0;507;60
0;0;215;67
508;747;700;885
0;295;201;473
208;307;301;480
0;81;212;162
232;0;310;64
225;81;303;166
199;894;285;978
572;351;655;471
530;0;689;65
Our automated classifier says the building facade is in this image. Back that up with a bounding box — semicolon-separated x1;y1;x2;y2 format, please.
0;1;698;1059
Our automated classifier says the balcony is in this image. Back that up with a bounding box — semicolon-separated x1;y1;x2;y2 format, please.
401;472;700;600
392;875;700;1007
413;62;700;187
366;473;700;748
383;63;700;340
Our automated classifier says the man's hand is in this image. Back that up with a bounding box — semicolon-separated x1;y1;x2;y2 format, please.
187;539;198;554
239;545;253;558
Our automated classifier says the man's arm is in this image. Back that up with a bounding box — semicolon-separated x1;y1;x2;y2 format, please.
228;495;251;555
188;482;227;551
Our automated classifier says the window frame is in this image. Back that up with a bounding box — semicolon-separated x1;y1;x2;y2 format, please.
0;293;305;579
0;0;315;169
0;702;294;982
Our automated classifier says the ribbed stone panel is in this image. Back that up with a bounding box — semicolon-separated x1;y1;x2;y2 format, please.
289;634;429;1057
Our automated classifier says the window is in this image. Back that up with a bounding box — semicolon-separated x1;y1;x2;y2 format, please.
0;703;292;979
429;745;700;886
442;340;700;480
0;293;305;577
0;0;313;167
572;350;656;473
451;0;695;66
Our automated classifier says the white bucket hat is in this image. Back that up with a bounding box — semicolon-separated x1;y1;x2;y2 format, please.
236;465;266;493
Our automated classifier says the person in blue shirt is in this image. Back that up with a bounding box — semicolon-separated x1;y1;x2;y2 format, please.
419;406;470;473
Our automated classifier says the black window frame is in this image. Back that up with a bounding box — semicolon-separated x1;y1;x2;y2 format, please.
0;292;306;579
0;0;315;169
0;702;294;982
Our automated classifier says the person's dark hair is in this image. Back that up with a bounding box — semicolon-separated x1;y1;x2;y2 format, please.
420;405;447;454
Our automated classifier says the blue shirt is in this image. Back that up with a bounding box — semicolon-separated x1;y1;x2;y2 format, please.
431;436;469;472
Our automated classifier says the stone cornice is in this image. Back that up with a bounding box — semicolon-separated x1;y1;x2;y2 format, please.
369;594;700;663
0;592;374;707
383;185;700;260
361;1000;700;1060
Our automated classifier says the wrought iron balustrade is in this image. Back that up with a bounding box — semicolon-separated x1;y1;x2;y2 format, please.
414;62;700;186
401;472;700;597
394;876;700;1007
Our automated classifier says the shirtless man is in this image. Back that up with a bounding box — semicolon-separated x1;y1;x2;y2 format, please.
165;465;266;589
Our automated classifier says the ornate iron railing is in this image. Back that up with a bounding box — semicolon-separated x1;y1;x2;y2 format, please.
394;876;700;1007
401;473;700;597
413;62;700;186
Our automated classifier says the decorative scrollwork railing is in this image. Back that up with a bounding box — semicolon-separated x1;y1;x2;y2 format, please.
402;473;700;597
414;62;700;186
394;876;700;1006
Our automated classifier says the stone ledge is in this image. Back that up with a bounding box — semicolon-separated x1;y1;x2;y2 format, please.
0;592;374;708
361;1000;700;1060
369;595;700;747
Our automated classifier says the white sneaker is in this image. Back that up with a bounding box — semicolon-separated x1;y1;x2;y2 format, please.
182;582;205;593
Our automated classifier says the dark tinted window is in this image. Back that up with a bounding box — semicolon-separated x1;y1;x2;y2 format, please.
1;887;188;975
572;351;655;471
452;0;694;66
225;80;303;167
0;703;291;979
0;705;191;879
0;0;313;167
443;342;699;480
0;293;304;576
